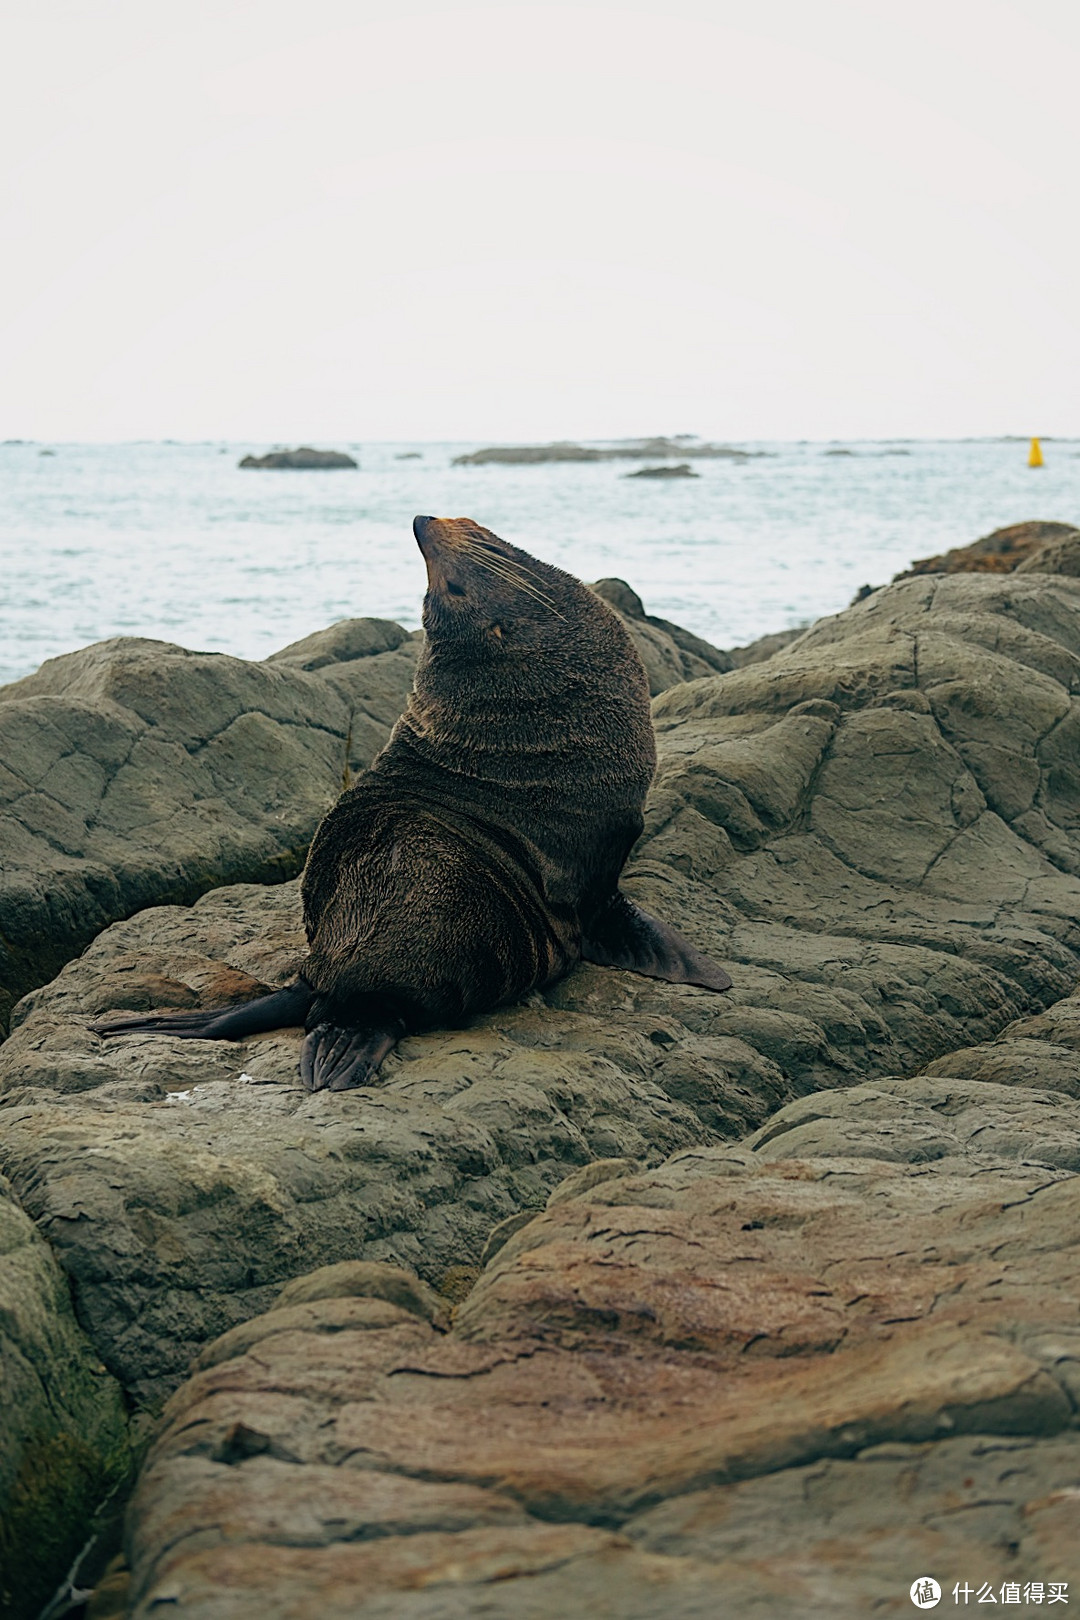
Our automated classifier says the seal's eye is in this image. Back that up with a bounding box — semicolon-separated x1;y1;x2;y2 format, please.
446;581;466;597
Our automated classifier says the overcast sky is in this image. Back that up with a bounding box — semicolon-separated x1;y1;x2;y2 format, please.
1;0;1077;442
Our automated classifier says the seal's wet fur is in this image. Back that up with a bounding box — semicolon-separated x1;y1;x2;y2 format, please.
92;517;731;1089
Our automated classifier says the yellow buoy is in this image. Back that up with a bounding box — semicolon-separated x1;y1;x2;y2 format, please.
1029;436;1044;467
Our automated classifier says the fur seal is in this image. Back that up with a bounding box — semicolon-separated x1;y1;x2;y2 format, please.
92;516;732;1089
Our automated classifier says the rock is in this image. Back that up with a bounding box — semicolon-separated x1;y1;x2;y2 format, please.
0;1175;131;1620
921;985;1080;1098
591;579;733;690
0;626;420;1035
727;626;807;667
272;1260;450;1326
1016;530;1080;578
5;566;1080;1614
117;1098;1080;1618
238;448;358;469
896;519;1080;580
267;618;412;673
624;463;698;479
591;579;648;619
452;438;756;466
454;441;604;465
5;569;1080;1431
0;879;732;1406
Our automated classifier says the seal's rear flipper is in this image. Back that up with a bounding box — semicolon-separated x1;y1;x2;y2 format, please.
89;979;315;1041
300;1021;403;1092
582;892;733;991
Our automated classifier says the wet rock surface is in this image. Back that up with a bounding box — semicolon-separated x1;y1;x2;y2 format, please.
0;622;420;1034
0;878;760;1406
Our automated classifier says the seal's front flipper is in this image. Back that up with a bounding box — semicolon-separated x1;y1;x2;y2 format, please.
90;979;315;1041
300;1022;403;1092
581;892;732;991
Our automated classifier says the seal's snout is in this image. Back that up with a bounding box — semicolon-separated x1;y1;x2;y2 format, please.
414;514;473;560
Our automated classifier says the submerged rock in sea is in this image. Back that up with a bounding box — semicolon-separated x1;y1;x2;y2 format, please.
624;463;699;479
896;518;1080;580
238;448;358;469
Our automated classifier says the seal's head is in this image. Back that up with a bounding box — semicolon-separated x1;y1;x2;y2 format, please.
413;515;580;651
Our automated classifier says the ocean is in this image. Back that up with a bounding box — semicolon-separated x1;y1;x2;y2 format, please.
2;438;1077;688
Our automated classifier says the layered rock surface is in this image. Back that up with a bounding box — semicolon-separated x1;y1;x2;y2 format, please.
3;570;1080;1615
118;1051;1080;1617
2;571;1079;1414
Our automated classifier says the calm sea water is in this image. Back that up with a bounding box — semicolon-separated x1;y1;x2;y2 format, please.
2;438;1078;688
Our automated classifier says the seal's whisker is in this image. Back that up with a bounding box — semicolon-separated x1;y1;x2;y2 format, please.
457;540;564;617
476;562;564;618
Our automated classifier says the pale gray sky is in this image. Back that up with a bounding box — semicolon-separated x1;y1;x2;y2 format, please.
1;0;1077;441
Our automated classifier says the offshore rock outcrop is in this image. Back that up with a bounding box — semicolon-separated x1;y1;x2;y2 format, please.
238;448;358;469
452;437;757;466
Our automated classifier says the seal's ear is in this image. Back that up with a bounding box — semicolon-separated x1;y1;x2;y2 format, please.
581;892;732;991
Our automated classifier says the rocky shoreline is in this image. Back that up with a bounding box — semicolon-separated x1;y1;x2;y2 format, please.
2;541;1079;1617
